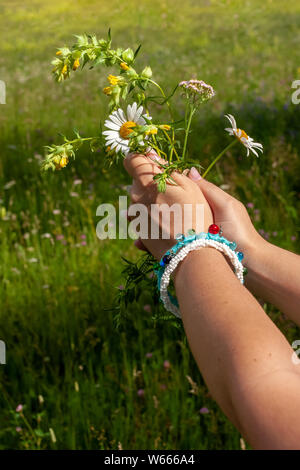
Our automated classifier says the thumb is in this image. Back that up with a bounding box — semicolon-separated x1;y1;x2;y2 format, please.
188;167;231;212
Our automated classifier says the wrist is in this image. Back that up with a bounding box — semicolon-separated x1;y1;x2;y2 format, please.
173;246;228;286
243;231;269;271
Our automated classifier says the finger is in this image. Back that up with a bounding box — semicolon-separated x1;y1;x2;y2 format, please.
144;150;185;187
145;149;168;166
129;179;143;203
188;167;232;211
123;152;162;187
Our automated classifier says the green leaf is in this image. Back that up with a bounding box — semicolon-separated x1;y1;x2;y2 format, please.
134;44;142;59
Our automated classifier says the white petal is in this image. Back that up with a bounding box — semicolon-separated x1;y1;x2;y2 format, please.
111;110;124;123
108;114;122;126
117;108;126;122
106;138;118;145
252;142;263;150
225;114;237;129
103;130;118;137
111;141;119;149
104;121;120;131
250;148;258;157
127;104;133;121
131;102;137;115
134;105;144;122
137;116;146;125
225;128;234;135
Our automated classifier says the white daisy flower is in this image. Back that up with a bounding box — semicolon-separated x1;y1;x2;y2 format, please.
225;114;263;157
103;102;150;155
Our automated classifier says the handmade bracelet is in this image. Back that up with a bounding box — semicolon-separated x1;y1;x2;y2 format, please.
154;224;245;318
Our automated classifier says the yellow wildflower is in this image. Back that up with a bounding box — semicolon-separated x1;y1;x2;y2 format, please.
145;127;158;136
56;50;62;56
159;124;171;131
107;74;120;86
59;156;69;168
103;86;112;96
120;62;129;71
61;64;68;76
72;58;80;71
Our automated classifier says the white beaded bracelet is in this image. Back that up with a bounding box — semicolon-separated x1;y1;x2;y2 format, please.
160;239;245;318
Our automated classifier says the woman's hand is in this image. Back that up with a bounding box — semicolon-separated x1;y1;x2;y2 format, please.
188;167;266;262
123;152;213;260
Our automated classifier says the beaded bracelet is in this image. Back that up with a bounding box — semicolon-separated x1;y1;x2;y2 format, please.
154;224;245;318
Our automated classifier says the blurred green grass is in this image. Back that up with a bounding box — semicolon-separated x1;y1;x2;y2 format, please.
0;0;299;449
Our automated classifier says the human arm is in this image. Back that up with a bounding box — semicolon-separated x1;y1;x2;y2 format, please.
188;167;300;325
175;247;300;449
124;154;300;449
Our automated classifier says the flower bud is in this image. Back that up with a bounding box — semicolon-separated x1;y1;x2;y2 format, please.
122;48;134;64
126;67;138;79
141;66;152;79
136;92;145;103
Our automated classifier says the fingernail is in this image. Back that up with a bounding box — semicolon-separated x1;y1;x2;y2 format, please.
147;150;160;161
189;167;202;181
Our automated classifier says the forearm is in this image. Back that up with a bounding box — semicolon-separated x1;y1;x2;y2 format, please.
245;238;300;324
174;248;300;448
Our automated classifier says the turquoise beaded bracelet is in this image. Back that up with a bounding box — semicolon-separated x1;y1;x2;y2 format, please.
153;224;245;313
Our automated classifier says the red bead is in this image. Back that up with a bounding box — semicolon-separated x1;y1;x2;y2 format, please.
208;224;220;235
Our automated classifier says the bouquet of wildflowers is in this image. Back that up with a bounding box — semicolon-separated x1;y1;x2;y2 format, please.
41;31;263;324
41;30;262;191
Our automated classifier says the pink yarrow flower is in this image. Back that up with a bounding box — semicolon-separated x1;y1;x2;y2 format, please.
179;79;215;103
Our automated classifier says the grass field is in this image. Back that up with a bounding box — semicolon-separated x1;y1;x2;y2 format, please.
0;0;300;449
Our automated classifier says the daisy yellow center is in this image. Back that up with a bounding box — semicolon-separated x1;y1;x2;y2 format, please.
119;121;137;139
236;128;249;140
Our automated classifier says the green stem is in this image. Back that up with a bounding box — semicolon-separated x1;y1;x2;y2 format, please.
151;135;162;158
20;412;39;444
161;129;180;160
147;79;174;120
150;141;167;158
147;79;177;162
202;140;238;178
182;106;196;161
68;137;95;144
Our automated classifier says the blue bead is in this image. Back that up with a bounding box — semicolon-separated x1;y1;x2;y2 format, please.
229;241;237;250
196;232;206;239
237;251;244;261
175;233;185;241
162;254;172;265
208;233;218;240
159;260;165;267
